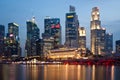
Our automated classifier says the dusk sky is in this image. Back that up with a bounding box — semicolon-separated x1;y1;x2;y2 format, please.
0;0;120;56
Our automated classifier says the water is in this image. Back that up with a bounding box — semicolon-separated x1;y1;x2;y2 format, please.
0;64;120;80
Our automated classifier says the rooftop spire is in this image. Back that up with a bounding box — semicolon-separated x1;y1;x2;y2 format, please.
32;16;36;23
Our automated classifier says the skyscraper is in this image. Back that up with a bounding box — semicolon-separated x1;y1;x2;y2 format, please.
116;40;120;54
65;5;79;48
0;25;5;57
106;33;113;54
25;17;40;56
42;17;61;52
90;7;106;55
100;28;106;55
78;27;86;49
4;23;21;57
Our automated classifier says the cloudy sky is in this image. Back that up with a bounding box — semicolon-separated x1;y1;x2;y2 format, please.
0;0;120;56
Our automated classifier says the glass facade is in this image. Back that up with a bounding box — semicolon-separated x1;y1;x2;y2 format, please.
0;25;5;56
116;40;120;54
65;6;79;48
26;18;40;56
4;23;21;57
106;33;113;54
78;27;86;49
43;17;61;50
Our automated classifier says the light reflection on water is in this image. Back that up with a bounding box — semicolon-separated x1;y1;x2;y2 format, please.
0;64;120;80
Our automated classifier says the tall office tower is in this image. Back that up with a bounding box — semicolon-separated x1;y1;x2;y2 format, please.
116;40;120;54
4;23;21;57
90;7;106;55
25;17;40;56
100;28;106;55
42;17;61;51
65;5;79;48
0;25;5;57
105;33;113;54
78;27;86;49
36;39;43;56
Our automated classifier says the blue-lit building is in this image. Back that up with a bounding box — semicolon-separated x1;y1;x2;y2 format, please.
65;5;79;48
42;17;61;52
0;25;5;57
25;17;40;56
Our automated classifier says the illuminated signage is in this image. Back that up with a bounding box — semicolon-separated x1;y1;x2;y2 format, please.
51;24;60;28
67;15;73;18
10;34;14;37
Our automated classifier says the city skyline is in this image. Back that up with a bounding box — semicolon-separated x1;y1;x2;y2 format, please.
0;0;120;56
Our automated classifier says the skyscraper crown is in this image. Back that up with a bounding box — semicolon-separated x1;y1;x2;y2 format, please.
69;5;75;13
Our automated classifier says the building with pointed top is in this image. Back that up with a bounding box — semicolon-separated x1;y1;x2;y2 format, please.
25;17;40;56
90;7;113;55
90;7;106;55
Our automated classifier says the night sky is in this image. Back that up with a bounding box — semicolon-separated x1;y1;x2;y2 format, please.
0;0;120;56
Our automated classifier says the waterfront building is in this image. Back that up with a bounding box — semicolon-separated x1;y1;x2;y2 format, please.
0;25;5;57
78;27;86;49
78;27;86;56
106;33;113;54
42;33;54;53
36;39;43;56
65;5;79;48
25;17;40;56
4;23;21;57
90;7;106;55
100;28;106;55
116;40;120;54
47;48;80;60
42;17;61;52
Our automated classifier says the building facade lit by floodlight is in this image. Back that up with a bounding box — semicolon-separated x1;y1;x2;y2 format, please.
78;27;86;49
90;7;106;55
